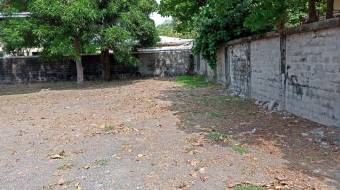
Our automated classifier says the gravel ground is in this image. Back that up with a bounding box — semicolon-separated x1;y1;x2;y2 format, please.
0;79;339;190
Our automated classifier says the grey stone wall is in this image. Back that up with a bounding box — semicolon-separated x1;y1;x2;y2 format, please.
136;49;193;77
203;18;340;128
0;57;75;84
250;37;282;103
0;50;193;84
229;43;251;97
285;28;340;127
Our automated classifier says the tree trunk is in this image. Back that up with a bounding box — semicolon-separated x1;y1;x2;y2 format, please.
101;49;111;81
73;36;84;84
327;0;334;19
308;0;318;23
75;58;84;84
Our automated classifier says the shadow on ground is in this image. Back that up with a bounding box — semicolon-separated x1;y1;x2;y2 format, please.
157;83;340;189
0;79;143;96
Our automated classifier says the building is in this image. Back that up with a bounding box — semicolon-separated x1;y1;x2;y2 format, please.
335;0;340;15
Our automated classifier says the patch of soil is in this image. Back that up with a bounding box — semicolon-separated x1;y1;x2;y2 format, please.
0;79;339;190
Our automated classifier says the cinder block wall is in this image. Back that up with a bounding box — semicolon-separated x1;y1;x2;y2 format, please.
250;37;282;103
0;49;193;84
136;49;193;77
199;18;340;128
285;27;340;127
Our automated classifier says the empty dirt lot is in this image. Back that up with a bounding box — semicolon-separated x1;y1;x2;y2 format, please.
0;78;339;190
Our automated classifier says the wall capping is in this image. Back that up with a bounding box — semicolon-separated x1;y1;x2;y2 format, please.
224;17;340;46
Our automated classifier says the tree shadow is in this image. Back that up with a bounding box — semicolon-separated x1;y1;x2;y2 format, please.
0;79;143;96
157;85;340;189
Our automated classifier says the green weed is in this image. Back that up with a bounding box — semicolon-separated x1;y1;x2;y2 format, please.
95;159;109;166
176;75;216;88
233;185;265;190
232;145;249;155
104;125;115;133
208;132;231;142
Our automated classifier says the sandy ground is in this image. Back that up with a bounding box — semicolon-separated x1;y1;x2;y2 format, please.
0;79;339;190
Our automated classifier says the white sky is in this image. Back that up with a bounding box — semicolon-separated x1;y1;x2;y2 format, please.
150;0;171;26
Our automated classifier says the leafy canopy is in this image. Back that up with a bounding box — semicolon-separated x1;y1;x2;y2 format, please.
159;0;328;68
0;0;159;63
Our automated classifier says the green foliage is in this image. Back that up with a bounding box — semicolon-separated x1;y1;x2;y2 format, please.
233;185;265;190
95;159;109;166
232;145;249;155
159;0;205;32
193;1;252;68
176;75;215;88
0;18;37;55
157;20;196;39
0;0;31;12
208;132;231;142
0;0;158;65
28;0;99;59
160;0;328;69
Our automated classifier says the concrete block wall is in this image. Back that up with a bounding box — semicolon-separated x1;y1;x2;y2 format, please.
250;37;282;103
0;57;75;84
229;43;251;97
205;18;340;128
216;47;226;85
0;49;193;84
285;28;340;127
136;50;193;77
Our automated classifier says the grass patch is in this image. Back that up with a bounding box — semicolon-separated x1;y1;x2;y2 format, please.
104;124;115;133
208;132;231;142
95;159;109;166
232;145;249;155
57;163;73;171
176;75;215;88
208;111;221;117
233;185;265;190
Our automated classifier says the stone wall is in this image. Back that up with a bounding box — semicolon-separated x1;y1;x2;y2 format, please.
229;43;252;97
0;57;75;83
135;49;193;77
198;18;340;128
250;37;282;103
0;49;193;84
285;27;340;127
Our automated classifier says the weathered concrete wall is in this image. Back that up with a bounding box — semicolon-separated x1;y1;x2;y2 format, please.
250;37;282;103
229;43;251;97
216;47;226;85
194;55;216;81
200;18;340;128
136;50;193;77
286;28;340;127
0;50;192;84
0;57;75;83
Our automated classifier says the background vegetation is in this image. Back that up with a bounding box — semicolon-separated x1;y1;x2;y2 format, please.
159;0;331;68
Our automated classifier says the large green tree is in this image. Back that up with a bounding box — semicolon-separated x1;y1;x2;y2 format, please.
30;0;99;83
160;0;329;68
0;0;159;83
97;0;158;81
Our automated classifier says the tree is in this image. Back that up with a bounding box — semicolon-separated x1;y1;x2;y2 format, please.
326;0;334;18
308;0;319;22
159;0;207;32
192;0;252;68
1;0;159;83
29;0;99;84
156;20;196;39
0;0;37;56
244;0;308;32
96;0;158;81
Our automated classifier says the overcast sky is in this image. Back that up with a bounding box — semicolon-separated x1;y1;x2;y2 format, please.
150;0;171;25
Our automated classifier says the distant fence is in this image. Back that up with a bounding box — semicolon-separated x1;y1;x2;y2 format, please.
0;49;193;84
195;17;340;128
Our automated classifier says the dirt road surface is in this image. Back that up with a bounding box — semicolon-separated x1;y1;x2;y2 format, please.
0;79;339;190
